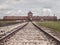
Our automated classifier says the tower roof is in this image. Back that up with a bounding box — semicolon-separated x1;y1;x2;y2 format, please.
28;11;33;14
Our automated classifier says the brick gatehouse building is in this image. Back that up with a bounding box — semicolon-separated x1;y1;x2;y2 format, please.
3;11;57;21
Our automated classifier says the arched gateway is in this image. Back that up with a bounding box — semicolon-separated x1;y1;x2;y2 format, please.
28;11;33;21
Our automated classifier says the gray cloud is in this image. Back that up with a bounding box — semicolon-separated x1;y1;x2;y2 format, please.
0;0;60;19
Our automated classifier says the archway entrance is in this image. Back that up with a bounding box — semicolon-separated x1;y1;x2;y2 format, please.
28;18;32;22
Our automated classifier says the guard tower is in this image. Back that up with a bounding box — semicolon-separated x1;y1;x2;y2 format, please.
28;11;33;21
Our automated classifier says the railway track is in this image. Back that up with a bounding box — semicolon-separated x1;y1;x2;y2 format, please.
0;22;60;45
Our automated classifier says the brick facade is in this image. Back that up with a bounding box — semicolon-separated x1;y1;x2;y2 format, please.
3;11;57;21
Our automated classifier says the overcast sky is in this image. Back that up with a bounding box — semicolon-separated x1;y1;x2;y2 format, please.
0;0;60;19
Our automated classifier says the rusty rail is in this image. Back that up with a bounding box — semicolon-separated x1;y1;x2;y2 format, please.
0;22;28;42
32;22;60;45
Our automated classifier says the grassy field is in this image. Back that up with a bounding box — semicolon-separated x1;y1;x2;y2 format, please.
0;21;21;27
37;21;60;32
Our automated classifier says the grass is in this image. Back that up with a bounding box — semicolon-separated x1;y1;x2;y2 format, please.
0;21;20;27
37;21;60;32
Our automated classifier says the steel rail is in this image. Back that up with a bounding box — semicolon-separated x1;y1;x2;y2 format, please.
32;22;60;45
0;22;60;45
0;22;28;42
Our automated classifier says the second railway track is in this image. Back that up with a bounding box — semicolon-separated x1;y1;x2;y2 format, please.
0;22;60;45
